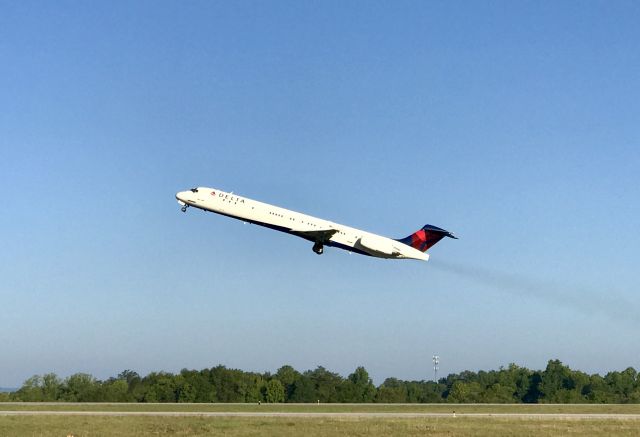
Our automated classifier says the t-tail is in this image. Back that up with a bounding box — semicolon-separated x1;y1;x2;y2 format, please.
396;224;458;252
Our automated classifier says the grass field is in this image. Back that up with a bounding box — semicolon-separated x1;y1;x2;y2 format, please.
3;402;640;413
2;403;640;436
3;416;640;437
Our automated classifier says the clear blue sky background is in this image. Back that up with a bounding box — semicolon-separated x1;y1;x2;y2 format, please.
1;1;639;387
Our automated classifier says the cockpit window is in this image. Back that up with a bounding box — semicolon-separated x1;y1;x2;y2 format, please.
190;188;199;193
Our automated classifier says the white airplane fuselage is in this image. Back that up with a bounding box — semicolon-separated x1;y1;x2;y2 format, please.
176;187;455;260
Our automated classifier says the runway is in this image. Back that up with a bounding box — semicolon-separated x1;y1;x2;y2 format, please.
2;411;640;419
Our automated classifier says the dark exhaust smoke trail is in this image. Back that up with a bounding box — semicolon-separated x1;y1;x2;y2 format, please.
430;258;638;326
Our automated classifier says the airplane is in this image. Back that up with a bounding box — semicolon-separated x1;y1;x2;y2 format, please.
176;187;456;261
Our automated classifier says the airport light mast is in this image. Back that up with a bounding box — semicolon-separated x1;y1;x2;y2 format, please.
432;355;439;382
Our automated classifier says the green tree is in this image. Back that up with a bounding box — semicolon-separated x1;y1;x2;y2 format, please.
118;370;140;387
290;375;316;402
522;372;542;403
539;360;588;403
583;374;613;403
177;381;197;403
209;366;243;402
207;366;264;402
307;367;342;403
376;378;408;403
339;366;376;402
481;383;516;403
403;381;425;403
264;379;285;403
348;366;376;402
275;365;301;402
242;373;265;402
181;369;216;402
117;370;143;401
419;381;446;403
102;379;130;402
505;364;534;402
12;361;640;405
447;381;482;403
605;368;637;403
41;373;62;401
144;372;178;402
15;375;44;401
62;373;98;402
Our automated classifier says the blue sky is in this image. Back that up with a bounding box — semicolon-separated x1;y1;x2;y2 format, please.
1;1;639;387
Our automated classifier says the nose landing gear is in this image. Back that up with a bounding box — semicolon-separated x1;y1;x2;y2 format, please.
312;242;324;255
181;204;189;213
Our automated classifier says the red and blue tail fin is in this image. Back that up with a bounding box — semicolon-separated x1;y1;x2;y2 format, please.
396;224;457;252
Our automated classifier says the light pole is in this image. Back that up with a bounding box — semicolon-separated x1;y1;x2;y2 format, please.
432;355;439;382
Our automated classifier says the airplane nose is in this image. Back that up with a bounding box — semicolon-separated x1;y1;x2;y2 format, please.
176;191;188;204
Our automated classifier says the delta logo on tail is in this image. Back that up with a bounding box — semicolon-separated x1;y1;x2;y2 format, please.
396;224;458;253
176;187;456;261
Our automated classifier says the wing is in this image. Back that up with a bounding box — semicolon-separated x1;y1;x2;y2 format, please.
289;227;339;243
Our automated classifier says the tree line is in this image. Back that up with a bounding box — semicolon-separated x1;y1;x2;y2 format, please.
2;360;640;403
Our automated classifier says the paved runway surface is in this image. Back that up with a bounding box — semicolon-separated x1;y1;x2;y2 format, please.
2;411;640;419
